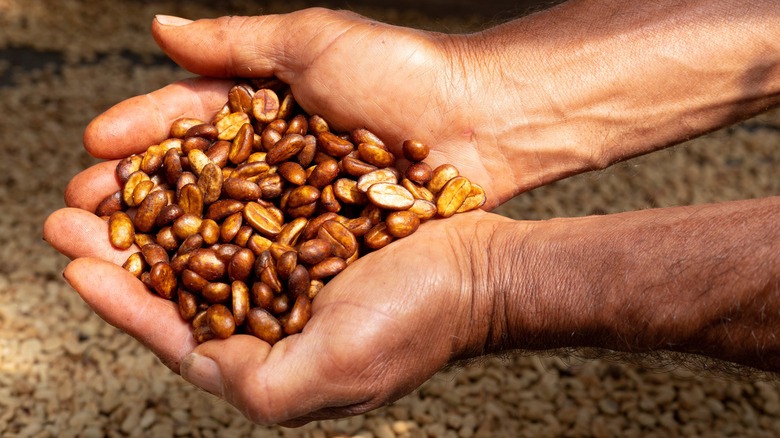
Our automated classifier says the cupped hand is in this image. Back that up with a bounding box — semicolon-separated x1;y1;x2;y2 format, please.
44;202;504;425
85;8;520;209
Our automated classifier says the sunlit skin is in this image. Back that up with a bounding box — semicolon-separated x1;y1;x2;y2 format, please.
44;1;780;427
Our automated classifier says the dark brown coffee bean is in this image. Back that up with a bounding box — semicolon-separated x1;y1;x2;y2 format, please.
178;288;199;321
149;262;177;299
140;243;169;266
187;248;226;281
251;282;274;310
134;189;168;233
205;199;244;221
358;142;395;168
309;257;347;280
318;131;354;157
405;162;433;184
318;220;357;259
266;133;305;165
184;123;219;141
402;139;430;162
307;159;340;189
287;265;310;298
228;248;255;282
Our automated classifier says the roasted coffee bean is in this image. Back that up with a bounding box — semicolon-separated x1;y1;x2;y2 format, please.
171;214;203;241
364;222;394;250
181;269;209;293
216;112;251;141
232;281;250;326
184;123;219;141
205;199;244;221
141;144;166;175
229;123;254;164
156;227;179;252
178;289;198;321
141;243;169;266
134;233;157;249
266;133;305;165
177;234;204;256
318;131;354;157
233;225;254;247
286;114;308;136
219;212;243;243
405;162;433;184
408;199;438;221
182;136;211;154
287;265;310;297
436;175;472;218
96;190;124;217
260;265;283;293
246;308;283;345
258;173;284;198
244;201;283;238
286;185;320;209
277;90;296;121
318;220;357;259
358;142;395;168
149;262;177;299
228;248;255;282
271;294;290;314
155;203;184;228
309;257;347;280
307;159;340;188
457;182;487;213
187;149;211;176
319;185;341;213
308;279;324;300
366;183;415;210
298;135;317;167
122;252;146;278
252;89;280;123
170;252;192;275
308;115;329;135
122;171;151;207
207;304;236;339
247;233;273;256
340;156;378;177
202;282;232;304
197;163;223;205
401;178;435;202
116;155;142;184
214;243;242;264
277;161;307;186
333;178;368;205
350;128;385;149
198;218;221;245
135;189;168;233
402;139;430;162
170;118;206;138
109;211;135;250
251;282;274;310
228;85;253;114
206;140;231;168
178;184;204;217
427;163;459;194
131;179;155;207
297;238;332;265
187;248;226;281
284;294;312;335
385;210;420;238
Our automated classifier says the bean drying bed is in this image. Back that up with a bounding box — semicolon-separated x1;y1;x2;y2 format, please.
1;1;779;437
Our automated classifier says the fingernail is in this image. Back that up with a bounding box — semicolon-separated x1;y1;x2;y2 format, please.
155;15;193;27
181;353;223;397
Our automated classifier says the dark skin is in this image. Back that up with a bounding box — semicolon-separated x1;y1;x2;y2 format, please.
43;0;780;426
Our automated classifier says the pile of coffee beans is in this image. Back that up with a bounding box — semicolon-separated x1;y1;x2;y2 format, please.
99;78;486;344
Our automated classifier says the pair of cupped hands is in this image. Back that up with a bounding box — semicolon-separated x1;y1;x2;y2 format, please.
44;10;538;426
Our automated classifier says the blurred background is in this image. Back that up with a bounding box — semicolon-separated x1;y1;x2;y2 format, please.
1;0;779;436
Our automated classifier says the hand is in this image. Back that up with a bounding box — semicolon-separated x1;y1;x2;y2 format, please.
44;204;506;425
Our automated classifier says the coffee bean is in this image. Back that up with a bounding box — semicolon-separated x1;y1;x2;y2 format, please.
207;304;236;339
109;211;135;250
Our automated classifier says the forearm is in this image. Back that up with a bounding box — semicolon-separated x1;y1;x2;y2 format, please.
449;0;780;194
487;196;780;372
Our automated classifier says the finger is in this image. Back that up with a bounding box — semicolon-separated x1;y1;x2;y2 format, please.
43;208;135;263
83;77;234;159
64;160;121;211
64;257;195;371
151;10;368;81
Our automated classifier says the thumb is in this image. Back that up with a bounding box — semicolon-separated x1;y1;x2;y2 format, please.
151;9;365;82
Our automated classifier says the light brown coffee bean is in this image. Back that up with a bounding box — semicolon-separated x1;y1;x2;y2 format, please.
401;178;435;202
246;308;283;345
317;185;340;213
436;176;471;218
309;257;347;280
233;161;271;181
216;112;251;141
122;252;146;278
149;262;177;299
350;128;386;149
213;243;242;264
178;183;204;217
286;114;308;136
244;201;283;238
340;156;378;178
219;212;243;243
318;220;357;259
122;171;151;207
261;125;283;151
231;281;250;326
170;117;206;138
402;139;430;162
427;163;459;194
343;216;374;237
177;234;204;256
276;217;308;247
234;225;254;247
260;265;283;293
207;304;236;339
116;155;143;185
251;282;274;310
251;89;280;123
109;211;135;250
187;149;211;176
284;294;312;335
134;233;157;249
96;190;123;218
308;115;329;135
202;282;231;304
176;172;197;198
155;227;179;252
307;280;324;300
170;252;192;275
171;213;203;241
297;238;332;265
222;178;263;201
182;136;211;154
141;144;166;175
408;199;438;221
130;179;155;207
247;233;273;256
364;222;394;250
456;182;487;213
405;162;433;184
385;210;420;238
366;183;415;210
197;163;223;205
333;178;368;205
266;133;305;165
361;204;384;225
205;140;231;168
356;168;399;193
358;142;395;168
187;248;226;281
277;161;307;186
228;248;255;282
178;289;198;321
134;189;168;233
139;242;169;266
277;251;298;280
184;123;219;141
228;85;254;113
286;185;320;209
205;199;244;221
277;90;296;120
229;123;254;164
198;218;220;245
318;131;354;157
181;269;209;293
307;159;340;189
